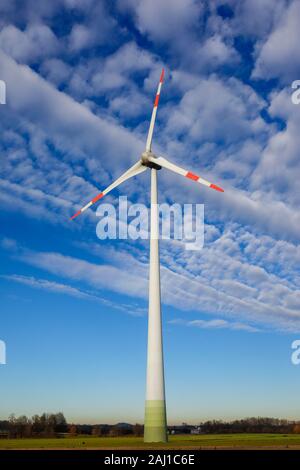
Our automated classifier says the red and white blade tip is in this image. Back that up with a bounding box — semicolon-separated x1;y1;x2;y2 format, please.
210;183;224;192
70;192;104;220
160;68;165;83
70;210;81;220
186;171;224;192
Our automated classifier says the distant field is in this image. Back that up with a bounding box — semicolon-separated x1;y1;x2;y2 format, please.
1;434;300;450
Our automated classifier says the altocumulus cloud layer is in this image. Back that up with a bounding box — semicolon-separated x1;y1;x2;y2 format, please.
1;0;300;332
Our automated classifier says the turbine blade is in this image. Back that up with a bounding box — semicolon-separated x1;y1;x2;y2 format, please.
145;68;164;152
148;156;224;193
70;161;147;220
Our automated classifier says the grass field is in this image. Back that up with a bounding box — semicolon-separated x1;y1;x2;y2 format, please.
1;434;300;450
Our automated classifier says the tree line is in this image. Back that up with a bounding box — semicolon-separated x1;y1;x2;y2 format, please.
0;413;299;438
174;417;300;434
0;413;143;438
0;413;68;438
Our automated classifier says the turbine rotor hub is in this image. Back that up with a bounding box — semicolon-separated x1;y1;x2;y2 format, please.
141;151;162;170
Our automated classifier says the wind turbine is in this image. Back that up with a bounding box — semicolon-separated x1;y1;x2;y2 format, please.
70;69;224;442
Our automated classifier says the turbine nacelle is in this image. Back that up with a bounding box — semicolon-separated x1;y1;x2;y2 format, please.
141;151;162;170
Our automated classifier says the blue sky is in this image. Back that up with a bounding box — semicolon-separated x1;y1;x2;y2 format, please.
0;0;300;424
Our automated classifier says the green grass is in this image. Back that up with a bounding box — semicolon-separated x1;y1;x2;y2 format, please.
1;434;300;449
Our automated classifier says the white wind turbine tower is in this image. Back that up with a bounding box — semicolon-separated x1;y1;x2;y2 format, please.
70;69;224;442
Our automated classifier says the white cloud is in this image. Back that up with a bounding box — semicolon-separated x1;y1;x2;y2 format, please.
63;0;95;8
0;50;143;169
109;89;150;119
1;274;100;301
208;186;300;243
0;237;18;251
6;234;300;332
132;0;202;43
170;317;260;333
165;75;267;145
68;1;117;52
250;87;300;207
200;34;238;68
69;24;92;51
0;24;59;63
119;0;238;72
0;178;73;223
41;58;72;86
0;49;148;223
253;0;300;83
0;0;63;27
90;42;159;95
2;273;146;316
19;249;148;300
228;0;286;39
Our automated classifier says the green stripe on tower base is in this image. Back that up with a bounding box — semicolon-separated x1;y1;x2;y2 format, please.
144;400;168;442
